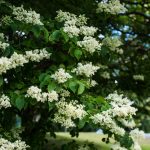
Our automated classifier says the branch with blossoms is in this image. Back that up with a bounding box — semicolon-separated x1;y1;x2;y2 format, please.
0;1;145;150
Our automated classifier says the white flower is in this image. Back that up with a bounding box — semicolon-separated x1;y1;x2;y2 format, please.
106;92;132;106
80;26;98;36
1;15;13;25
0;48;51;75
116;48;124;54
98;64;108;69
51;68;72;83
77;15;87;26
56;10;87;26
92;92;138;137
26;86;58;103
63;25;80;37
10;52;28;68
130;128;145;141
0;41;9;50
91;111;125;136
97;0;127;15
90;80;98;87
111;142;128;150
53;100;86;128
0;138;29;150
133;75;144;81
13;5;43;25
112;105;137;117
73;62;100;77
129;129;144;150
0;94;11;109
106;92;137;117
133;142;142;150
0;33;4;39
26;86;44;102
25;48;51;62
102;37;122;53
56;10;77;23
77;36;101;53
60;89;70;97
0;57;11;74
120;119;136;128
47;90;58;102
101;71;110;79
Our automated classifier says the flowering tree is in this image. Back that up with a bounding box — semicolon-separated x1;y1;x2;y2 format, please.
0;0;147;149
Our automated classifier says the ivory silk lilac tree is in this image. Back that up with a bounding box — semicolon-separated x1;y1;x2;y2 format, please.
0;1;146;150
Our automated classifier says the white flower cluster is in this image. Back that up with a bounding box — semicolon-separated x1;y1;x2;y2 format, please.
13;5;43;25
106;92;137;117
0;138;29;150
98;64;108;69
111;142;127;150
130;128;144;150
25;48;50;62
133;142;142;150
63;25;80;37
100;71;110;79
77;36;101;53
1;15;13;25
120;118;136;129
56;10;87;26
91;110;125;136
53;100;87;128
26;86;58;102
130;128;145;141
0;33;9;50
56;11;101;54
87;79;98;87
133;75;144;81
0;41;9;50
72;62;100;77
91;92;138;137
56;10;85;38
0;33;4;39
60;89;70;97
97;0;127;15
0;48;51;75
0;94;11;109
51;68;72;83
102;37;123;54
56;10;98;37
80;26;98;36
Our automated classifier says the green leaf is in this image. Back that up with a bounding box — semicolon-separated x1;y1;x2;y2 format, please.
43;28;49;42
48;82;57;91
49;30;61;42
15;96;25;110
40;75;51;88
74;49;82;60
31;25;42;38
95;96;106;104
101;103;110;111
77;83;85;95
69;81;78;93
61;30;69;43
0;76;3;87
48;102;55;111
78;120;86;129
39;73;47;82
